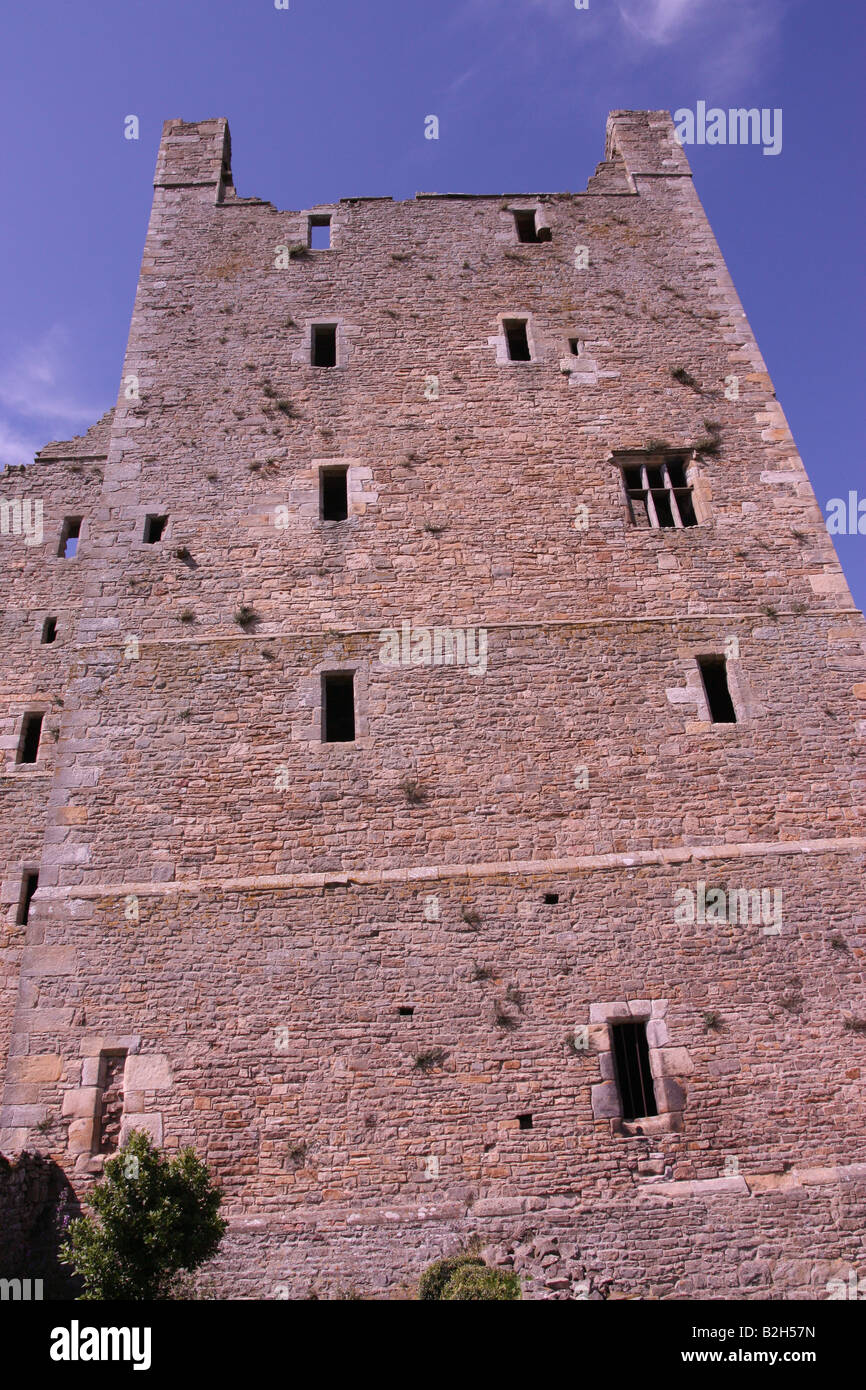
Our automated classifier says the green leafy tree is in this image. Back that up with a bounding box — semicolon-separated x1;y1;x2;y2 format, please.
60;1129;227;1300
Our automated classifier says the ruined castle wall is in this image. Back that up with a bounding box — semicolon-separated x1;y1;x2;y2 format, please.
1;112;864;1297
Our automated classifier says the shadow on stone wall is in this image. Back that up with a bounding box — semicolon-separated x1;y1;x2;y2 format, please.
0;1152;83;1299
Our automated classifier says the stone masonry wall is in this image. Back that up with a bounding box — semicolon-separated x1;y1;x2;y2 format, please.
0;111;864;1297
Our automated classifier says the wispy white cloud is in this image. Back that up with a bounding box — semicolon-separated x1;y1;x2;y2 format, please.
0;325;101;424
452;0;783;88
0;325;105;465
0;419;42;470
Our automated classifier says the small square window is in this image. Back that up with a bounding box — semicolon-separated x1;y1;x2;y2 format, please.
610;1021;657;1121
312;324;337;367
16;871;39;925
503;319;531;362
309;216;332;250
518;1113;533;1130
322;671;355;743
320;466;348;522
17;712;44;764
697;656;737;724
58;517;81;558
143;514;168;544
621;455;697;530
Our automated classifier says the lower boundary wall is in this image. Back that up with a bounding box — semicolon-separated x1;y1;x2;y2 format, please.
199;1172;866;1300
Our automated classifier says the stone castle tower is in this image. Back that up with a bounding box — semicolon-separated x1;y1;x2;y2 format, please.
1;111;864;1298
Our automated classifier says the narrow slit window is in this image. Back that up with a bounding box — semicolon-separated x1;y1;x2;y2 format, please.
697;656;737;724
143;514;168;544
311;324;337;367
621;455;697;529
610;1020;657;1121
322;672;355;743
320;466;348;521
568;338;580;355
17;871;39;926
309;216;332;249
58;517;81;558
97;1051;127;1155
41;617;57;644
17;712;44;764
503;319;531;362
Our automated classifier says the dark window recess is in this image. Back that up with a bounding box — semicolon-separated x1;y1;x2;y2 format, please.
97;1052;127;1154
58;517;81;558
311;324;337;367
610;1020;658;1121
622;456;697;529
514;210;544;243
320;467;349;521
309;216;331;249
17;871;39;926
17;712;44;764
398;1006;415;1017
518;1113;533;1130
503;319;531;361
143;514;168;544
697;656;738;724
322;672;355;743
568;338;580;355
544;893;559;905
41;617;57;644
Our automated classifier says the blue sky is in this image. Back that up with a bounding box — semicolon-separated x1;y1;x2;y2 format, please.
1;0;863;606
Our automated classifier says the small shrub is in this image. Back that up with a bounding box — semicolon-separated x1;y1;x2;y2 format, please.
275;399;295;418
422;519;447;535
461;905;481;928
418;1254;484;1300
829;933;847;951
471;963;494;982
179;610;195;624
233;605;259;631
287;242;308;259
843;1017;866;1033
441;1264;521;1301
703;1011;723;1032
413;1049;447;1072
401;778;427;806
671;366;698;388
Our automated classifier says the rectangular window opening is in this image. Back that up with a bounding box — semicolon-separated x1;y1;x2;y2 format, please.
58;517;81;559
518;1113;533;1130
97;1051;127;1155
320;466;349;522
568;338;580;355
309;216;332;249
311;323;337;367
622;456;697;530
543;893;559;905
143;514;168;544
16;871;39;926
322;671;355;743
610;1020;657;1121
514;210;540;243
503;319;531;362
17;712;44;765
398;1006;415;1017
697;656;737;724
41;617;57;644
